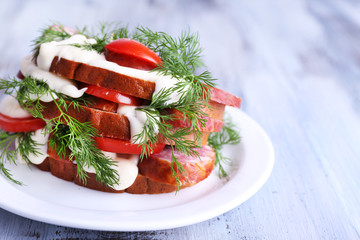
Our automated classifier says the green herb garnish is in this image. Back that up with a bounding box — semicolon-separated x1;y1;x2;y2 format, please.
208;117;241;177
0;131;41;184
0;76;118;187
32;24;85;60
73;24;216;186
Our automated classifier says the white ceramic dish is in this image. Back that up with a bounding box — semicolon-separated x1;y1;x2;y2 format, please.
0;108;274;231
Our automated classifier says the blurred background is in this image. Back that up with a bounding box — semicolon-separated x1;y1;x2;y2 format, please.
1;0;360;239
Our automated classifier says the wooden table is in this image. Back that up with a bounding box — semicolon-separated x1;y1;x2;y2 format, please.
1;0;359;239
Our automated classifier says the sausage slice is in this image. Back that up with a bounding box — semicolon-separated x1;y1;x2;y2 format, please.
138;145;215;187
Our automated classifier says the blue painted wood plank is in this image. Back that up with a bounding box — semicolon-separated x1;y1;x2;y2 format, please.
0;0;360;239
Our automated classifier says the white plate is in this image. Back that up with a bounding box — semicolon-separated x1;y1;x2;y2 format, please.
0;108;274;231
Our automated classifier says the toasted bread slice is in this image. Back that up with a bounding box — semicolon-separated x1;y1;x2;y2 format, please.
39;99;224;141
48;56;241;106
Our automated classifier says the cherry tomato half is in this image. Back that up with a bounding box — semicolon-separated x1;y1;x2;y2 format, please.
0;113;46;133
104;39;162;70
94;136;165;155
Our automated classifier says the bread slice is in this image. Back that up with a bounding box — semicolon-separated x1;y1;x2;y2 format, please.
50;57;155;100
48;56;241;106
39;98;224;141
35;157;179;194
39;100;131;140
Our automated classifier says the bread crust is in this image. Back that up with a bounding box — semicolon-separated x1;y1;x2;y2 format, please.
40;100;131;140
39;99;223;141
32;144;215;194
48;56;241;106
33;156;187;194
50;57;155;100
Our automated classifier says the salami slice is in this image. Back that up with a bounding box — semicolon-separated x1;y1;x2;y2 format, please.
138;145;215;186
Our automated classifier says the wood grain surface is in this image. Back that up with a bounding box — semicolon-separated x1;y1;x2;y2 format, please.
1;0;360;239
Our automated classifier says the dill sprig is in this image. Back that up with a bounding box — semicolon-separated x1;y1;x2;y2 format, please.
133;80;210;187
70;24;217;94
130;29;216;186
73;24;217;186
32;24;86;60
0;76;119;187
89;23;129;53
0;131;41;184
134;27;216;87
48;124;117;185
73;23;130;53
208;117;241;177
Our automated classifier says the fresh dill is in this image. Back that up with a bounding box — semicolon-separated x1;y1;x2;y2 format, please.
34;23;217;187
73;23;130;53
208;117;241;177
0;131;41;184
134;27;216;88
0;76;119;187
32;24;83;60
60;23;217;186
48;124;117;185
129;28;217;186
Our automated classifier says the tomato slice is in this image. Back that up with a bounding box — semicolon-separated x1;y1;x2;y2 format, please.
94;136;165;155
104;39;162;70
0;113;46;132
82;83;146;106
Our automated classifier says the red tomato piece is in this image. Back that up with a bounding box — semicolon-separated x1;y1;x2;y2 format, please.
104;39;162;70
17;70;25;79
94;136;165;155
0;113;46;132
83;83;146;106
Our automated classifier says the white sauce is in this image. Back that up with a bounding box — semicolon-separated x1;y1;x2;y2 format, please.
20;55;87;102
0;95;31;118
154;77;189;105
117;106;146;143
82;151;139;191
117;105;159;143
16;128;49;165
110;154;139;191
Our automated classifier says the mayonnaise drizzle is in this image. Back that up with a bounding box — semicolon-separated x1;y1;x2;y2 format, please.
0;95;31;118
82;151;139;191
20;55;87;102
16;128;49;165
117;105;159;143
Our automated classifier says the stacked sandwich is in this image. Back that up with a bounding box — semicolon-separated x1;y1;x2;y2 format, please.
0;24;241;194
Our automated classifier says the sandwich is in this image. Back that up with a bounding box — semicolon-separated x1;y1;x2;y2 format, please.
0;24;241;194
